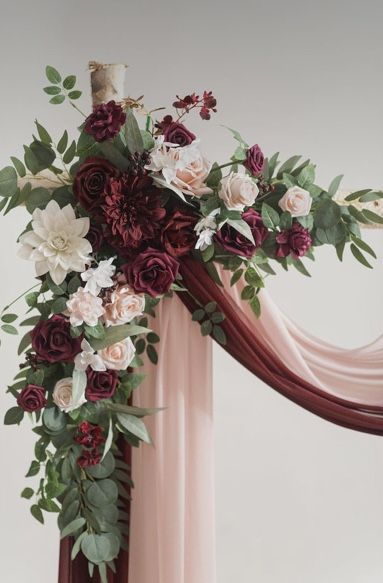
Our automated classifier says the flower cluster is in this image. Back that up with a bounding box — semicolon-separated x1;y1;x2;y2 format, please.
1;64;379;581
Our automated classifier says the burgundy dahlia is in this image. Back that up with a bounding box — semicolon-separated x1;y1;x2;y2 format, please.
276;223;312;259
17;384;46;413
75;421;105;448
215;209;269;258
31;315;82;363
161;209;198;257
86;369;119;402
77;448;102;468
123;248;179;297
102;175;166;254
244;144;264;176
84;100;126;142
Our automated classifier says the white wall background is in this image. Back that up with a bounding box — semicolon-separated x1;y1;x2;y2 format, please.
0;1;382;581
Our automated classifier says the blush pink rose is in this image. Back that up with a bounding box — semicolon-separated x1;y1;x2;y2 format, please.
66;288;105;327
278;186;312;217
103;285;145;326
218;170;259;211
98;338;136;370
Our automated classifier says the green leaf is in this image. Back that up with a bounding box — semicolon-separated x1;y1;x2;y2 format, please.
223;126;248;147
261;203;280;229
210;311;225;324
87;452;115;479
60;517;86;539
344;189;371;202
359;191;383;203
351;236;377;258
117;413;151;443
292;258;311;277
362;209;383;225
192;309;205;322
71;532;87;561
241;285;255;300
245;267;264;288
10;156;26;177
101;419;114;462
68;90;82;100
45;65;62;84
296;214;314;230
30;504;44;524
1;323;18;335
250;295;261;318
86;479;119;508
25;187;52;214
125;108;144;154
35;120;52;144
315;223;346;245
146;344;158;364
213;325;226;345
279;211;293;230
350;243;373;269
51;297;68;314
63;140;77;164
204;262;223;286
201;320;213;336
314;199;341;229
18;331;32;355
4;407;24;425
297;164;315;188
327;174;343;197
63;75;76;90
277;155;301;179
348;205;370;224
98;142;130;171
43;407;66;433
85;321;105;339
226;218;255;244
43;86;61;95
206;162;222;188
1;313;17;323
81;533;120;564
89;324;150;351
57;130;68;154
201;244;215;262
21;487;34;499
29;141;56;171
50;95;65;105
26;460;40;477
230;268;243;286
0;166;17;197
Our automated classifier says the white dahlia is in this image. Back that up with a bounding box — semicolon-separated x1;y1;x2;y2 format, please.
18;200;92;285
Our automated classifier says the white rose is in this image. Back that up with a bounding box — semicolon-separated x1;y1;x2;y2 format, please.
53;377;86;413
98;338;136;371
218;170;259;211
278;186;312;217
103;285;145;326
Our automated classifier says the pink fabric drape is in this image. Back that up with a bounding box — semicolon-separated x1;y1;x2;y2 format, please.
128;295;215;583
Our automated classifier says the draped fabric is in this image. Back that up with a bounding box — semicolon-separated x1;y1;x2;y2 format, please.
178;257;383;435
59;256;383;583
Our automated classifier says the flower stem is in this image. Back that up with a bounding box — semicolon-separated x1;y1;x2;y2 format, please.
1;283;40;314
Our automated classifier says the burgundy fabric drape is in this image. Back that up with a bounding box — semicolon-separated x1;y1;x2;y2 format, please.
178;257;383;436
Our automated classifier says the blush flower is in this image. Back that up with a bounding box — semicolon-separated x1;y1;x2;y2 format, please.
146;137;212;198
218;169;259;211
103;285;145;326
98;338;136;370
52;377;87;413
66;288;105;327
18;200;92;285
278;186;312;217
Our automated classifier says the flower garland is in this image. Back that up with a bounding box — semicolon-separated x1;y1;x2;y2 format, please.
1;64;382;581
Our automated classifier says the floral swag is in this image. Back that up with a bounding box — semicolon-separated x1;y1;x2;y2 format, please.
0;63;382;582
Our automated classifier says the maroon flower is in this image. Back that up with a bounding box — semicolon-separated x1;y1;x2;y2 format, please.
31;316;82;363
164;122;196;146
86;224;104;252
73;156;119;213
161;210;198;257
215;209;269;258
102;175;166;254
17;384;46;413
276;223;312;259
244;144;264;176
123;248;179;297
86;369;119;402
84;100;126;142
77;448;102;468
75;421;105;448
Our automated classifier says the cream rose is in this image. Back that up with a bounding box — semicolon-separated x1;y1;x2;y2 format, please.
146;138;212;198
218;170;259;211
278;186;312;217
53;377;86;412
66;288;105;327
98;338;136;370
103;285;145;326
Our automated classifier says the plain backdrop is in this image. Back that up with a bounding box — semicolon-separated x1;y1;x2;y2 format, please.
0;1;382;582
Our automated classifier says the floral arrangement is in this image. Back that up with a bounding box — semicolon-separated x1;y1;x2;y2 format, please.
1;64;382;581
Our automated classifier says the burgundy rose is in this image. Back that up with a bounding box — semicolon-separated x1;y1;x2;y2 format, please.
84;100;126;142
75;421;105;448
215;209;269;258
123;248;179;297
102;175;166;254
164;122;196;147
276;223;312;259
86;224;104;252
161;210;198;257
244;144;264;176
86;369;118;402
31;315;82;363
77;448;102;468
73;156;119;213
17;384;47;413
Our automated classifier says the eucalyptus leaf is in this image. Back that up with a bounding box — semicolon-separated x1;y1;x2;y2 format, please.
117;413;151;443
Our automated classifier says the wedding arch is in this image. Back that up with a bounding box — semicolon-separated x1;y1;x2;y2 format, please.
0;62;382;583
